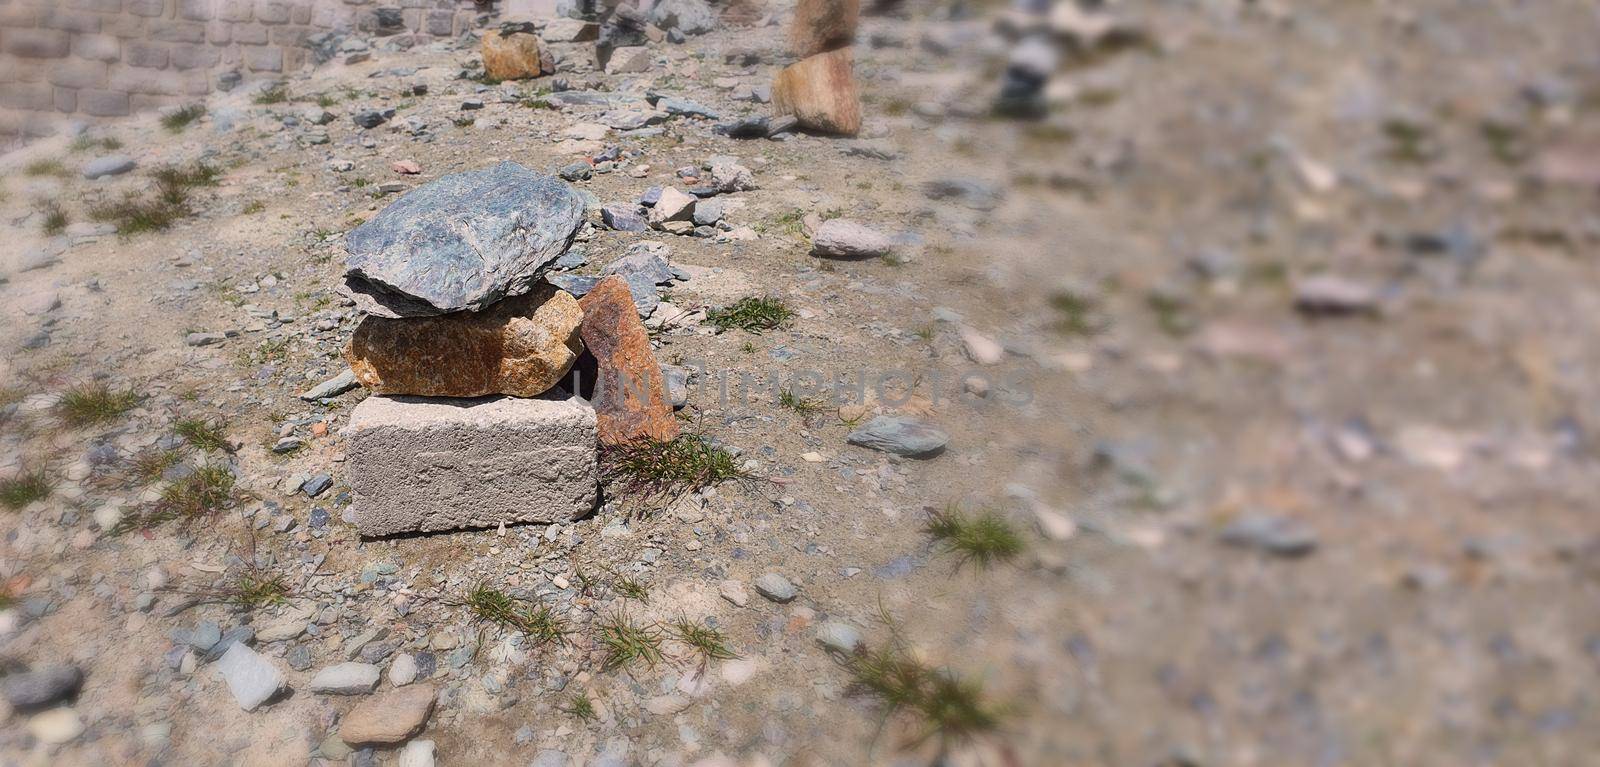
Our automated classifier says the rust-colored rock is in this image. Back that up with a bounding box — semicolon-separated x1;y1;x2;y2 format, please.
790;0;859;57
772;48;861;136
346;285;582;398
482;29;552;81
577;276;679;446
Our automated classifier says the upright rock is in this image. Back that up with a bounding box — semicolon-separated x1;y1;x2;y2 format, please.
345;285;583;398
342;162;584;318
772;49;862;136
791;0;860;57
482;25;553;81
345;394;599;536
576;276;679;445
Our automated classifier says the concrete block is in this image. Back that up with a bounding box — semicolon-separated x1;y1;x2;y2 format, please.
40;8;100;33
149;20;206;43
345;393;598;536
256;0;291;24
177;0;213;20
47;59;106;89
169;42;220;69
242;44;282;71
233;23;268;44
127;0;166;18
126;40;169;68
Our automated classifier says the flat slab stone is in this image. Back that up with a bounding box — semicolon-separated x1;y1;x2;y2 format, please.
345;393;598;536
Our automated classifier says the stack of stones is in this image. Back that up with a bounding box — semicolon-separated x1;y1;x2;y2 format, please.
338;161;675;537
772;0;863;136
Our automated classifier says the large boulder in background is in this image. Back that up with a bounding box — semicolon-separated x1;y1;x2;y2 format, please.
647;0;718;35
342;162;584;318
345;284;584;398
482;25;553;81
772;49;861;136
790;0;859;56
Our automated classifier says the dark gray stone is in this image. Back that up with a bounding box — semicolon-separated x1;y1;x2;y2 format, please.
343;162;585;317
847;417;949;457
0;666;83;712
601;205;647;232
559;162;592;181
1220;514;1318;558
602;252;673;285
81;154;136;180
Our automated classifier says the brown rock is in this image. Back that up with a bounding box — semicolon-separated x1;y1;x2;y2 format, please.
791;0;859;57
346;285;582;398
340;684;435;746
482;29;552;81
772;48;861;136
577;276;679;446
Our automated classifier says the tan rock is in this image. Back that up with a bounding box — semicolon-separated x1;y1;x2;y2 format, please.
577;276;679;445
482;29;551;81
791;0;859;57
346;285;582;398
340;684;436;746
772;49;861;136
649;187;697;228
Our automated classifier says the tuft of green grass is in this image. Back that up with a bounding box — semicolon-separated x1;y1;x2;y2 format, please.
23;159;68;177
128;447;183;485
595;613;665;672
778;389;825;417
89;161;221;236
563;692;598;721
253;84;288;104
315;93;339;108
609;571;650;602
175;417;230;453
1145;291;1194;337
69;135;122;154
224;571;290;609
601;435;748;499
160;104;206;133
156;464;236;519
843;610;1008;751
1382;118;1437;164
0;469;52;510
1048;290;1105;336
0;387;22;408
461;584;567;645
669;617;737;666
40;200;68;236
240;200;266;215
706;296;795;334
923;506;1025;571
56;383;140;427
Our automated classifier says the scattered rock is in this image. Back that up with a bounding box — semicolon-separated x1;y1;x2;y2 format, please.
815;621;862;655
1219;513;1318;558
754;573;797;603
399;739;437;767
847;416;949;457
601;205;648;232
340;684;436;746
960;327;1005;365
389;653;419;686
1294;275;1381;315
309;662;381;695
214;643;284;711
604;46;652;75
811;218;895;259
27;707;84;744
648;187;697;228
300;369;359;401
1;666;84;712
82;154;136;180
719;579;750;607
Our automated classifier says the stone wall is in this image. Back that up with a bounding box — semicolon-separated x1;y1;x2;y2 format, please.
0;0;493;141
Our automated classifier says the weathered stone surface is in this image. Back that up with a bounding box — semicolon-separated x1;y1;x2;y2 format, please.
214;643;283;711
340;684;436;746
343;162;585;318
648;0;717;35
309;662;380;695
811;218;894;258
542;18;598;43
791;0;859;57
81;154;136;179
648;187;696;227
772;49;861;136
577;276;679;445
847;416;948;457
345;285;582;398
604;46;651;75
482;29;551;81
345;393;598;536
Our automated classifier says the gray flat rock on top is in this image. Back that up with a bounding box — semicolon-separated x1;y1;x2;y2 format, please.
343;162;585;318
309;662;381;694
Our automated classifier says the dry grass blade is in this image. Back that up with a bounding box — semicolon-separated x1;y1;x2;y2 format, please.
596;613;665;671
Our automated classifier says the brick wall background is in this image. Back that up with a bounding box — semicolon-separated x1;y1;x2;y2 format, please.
0;0;495;140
